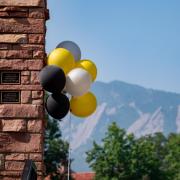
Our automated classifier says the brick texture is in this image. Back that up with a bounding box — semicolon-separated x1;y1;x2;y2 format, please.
0;84;42;90
0;154;4;170
0;0;45;7
0;34;27;44
29;8;45;18
29;153;43;161
28;119;43;132
5;153;28;161
0;50;32;58
13;44;44;50
0;133;43;152
0;11;28;18
1;119;26;132
5;161;25;171
0;18;44;33
31;71;40;84
28;34;44;44
0;104;43;118
0;59;44;70
21;91;31;103
72;173;95;180
0;0;47;178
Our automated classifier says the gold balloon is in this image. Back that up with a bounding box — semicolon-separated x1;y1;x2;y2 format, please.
76;59;97;81
47;48;75;74
70;92;97;118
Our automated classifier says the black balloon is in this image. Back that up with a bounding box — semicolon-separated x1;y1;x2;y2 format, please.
39;65;66;93
45;93;70;120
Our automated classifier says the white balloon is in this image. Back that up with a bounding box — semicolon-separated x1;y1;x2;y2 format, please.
66;68;92;97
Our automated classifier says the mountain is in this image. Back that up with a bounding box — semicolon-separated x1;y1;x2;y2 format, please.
60;81;180;172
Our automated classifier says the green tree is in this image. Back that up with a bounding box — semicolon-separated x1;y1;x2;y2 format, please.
44;115;70;180
164;133;180;180
87;122;134;180
86;122;168;180
129;135;167;180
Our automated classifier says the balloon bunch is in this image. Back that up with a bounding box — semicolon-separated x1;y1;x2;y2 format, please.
39;41;97;120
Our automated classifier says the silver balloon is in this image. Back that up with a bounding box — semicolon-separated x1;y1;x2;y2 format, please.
66;68;92;97
56;41;81;62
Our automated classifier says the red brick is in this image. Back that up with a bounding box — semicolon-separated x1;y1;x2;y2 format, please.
0;104;43;118
72;173;95;180
0;133;43;152
0;34;27;44
5;153;28;161
0;50;32;59
27;60;44;70
1;119;26;132
37;171;43;175
0;59;44;70
0;154;4;170
45;9;49;20
44;175;51;180
0;7;28;12
21;71;30;76
10;11;28;17
0;12;8;16
32;91;43;99
21;91;31;103
28;34;44;44
35;162;42;171
5;161;24;171
13;44;44;50
29;153;43;161
29;8;45;18
0;44;12;50
0;0;45;7
1;177;20;180
21;75;30;85
0;0;46;177
32;99;43;105
0;170;21;177
0;84;42;90
0;18;44;33
31;71;40;84
33;50;44;58
28;119;43;133
37;176;43;180
0;11;28;17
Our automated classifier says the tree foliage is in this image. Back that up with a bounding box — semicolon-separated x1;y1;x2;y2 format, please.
165;133;180;179
86;122;180;180
44;115;70;180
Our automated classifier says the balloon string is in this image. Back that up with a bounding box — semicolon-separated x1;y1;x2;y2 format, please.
67;98;72;180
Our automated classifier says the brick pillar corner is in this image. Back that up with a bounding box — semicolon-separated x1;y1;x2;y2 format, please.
0;0;48;179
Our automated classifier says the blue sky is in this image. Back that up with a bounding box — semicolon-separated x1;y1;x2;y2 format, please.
46;0;180;93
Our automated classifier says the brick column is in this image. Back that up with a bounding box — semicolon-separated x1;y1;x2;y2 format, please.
0;0;48;179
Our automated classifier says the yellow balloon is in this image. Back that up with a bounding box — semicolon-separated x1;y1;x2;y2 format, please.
47;48;75;74
70;92;97;118
76;59;97;81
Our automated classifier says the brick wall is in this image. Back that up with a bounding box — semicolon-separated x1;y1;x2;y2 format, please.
72;172;95;180
0;0;48;179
